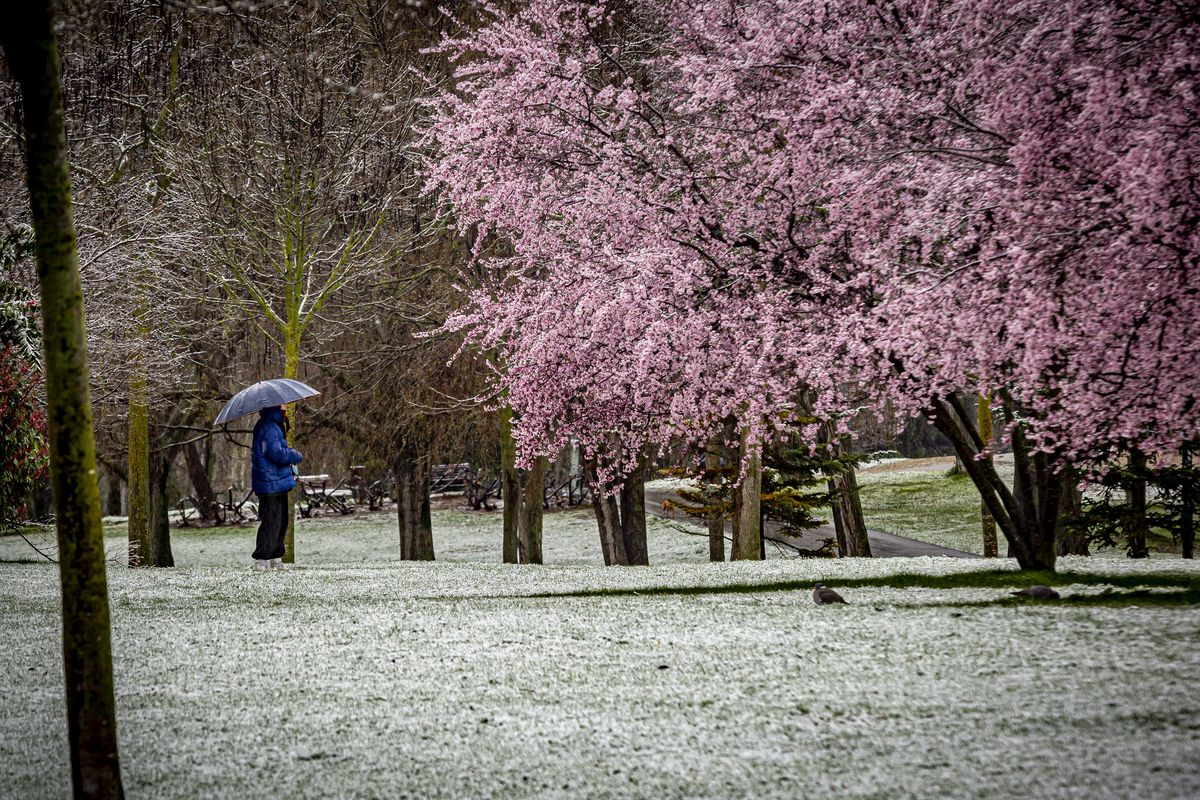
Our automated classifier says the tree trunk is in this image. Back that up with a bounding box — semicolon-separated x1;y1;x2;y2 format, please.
148;449;175;568
499;406;520;564
127;377;150;568
928;393;1061;571
1125;450;1149;559
829;499;849;556
1055;473;1089;557
978;393;999;558
182;439;218;522
521;455;545;564
2;4;126;796
583;457;627;566
619;458;649;566
831;464;871;557
1183;444;1195;560
731;428;762;561
705;447;724;562
396;448;434;561
103;471;122;518
282;412;297;564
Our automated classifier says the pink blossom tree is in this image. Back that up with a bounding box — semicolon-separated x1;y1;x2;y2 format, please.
424;0;1199;571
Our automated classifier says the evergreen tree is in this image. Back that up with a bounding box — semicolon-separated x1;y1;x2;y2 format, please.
668;424;866;556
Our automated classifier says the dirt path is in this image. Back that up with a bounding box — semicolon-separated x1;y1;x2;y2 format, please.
643;487;981;559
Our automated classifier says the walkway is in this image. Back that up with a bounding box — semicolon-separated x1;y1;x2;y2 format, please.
642;487;981;559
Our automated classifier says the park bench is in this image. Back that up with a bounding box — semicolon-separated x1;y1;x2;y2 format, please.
430;462;472;494
175;487;256;526
545;472;590;508
297;474;355;518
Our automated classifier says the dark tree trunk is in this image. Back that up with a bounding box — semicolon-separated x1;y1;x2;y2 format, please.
705;447;725;562
831;465;871;557
2;4;126;796
1125;450;1149;559
1055;473;1089;556
395;447;434;561
148;449;175;568
521;456;545;564
821;428;870;558
1183;445;1195;560
499;407;520;563
182;439;218;522
819;423;849;555
104;471;122;518
731;427;762;560
830;499;849;556
928;393;1062;571
584;457;627;566
619;458;649;566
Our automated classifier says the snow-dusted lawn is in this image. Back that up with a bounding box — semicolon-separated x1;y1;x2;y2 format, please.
3;554;1199;800
2;505;727;568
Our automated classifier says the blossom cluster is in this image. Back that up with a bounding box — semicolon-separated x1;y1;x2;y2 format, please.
423;0;1198;471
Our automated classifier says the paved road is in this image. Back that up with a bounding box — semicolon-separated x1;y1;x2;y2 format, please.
643;487;982;559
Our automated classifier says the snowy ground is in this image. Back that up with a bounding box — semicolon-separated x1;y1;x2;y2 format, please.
1;504;728;568
2;545;1199;799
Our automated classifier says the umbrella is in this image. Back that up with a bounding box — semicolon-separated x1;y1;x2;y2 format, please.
214;378;320;425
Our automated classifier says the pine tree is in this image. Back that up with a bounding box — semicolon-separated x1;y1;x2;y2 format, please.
668;424;865;556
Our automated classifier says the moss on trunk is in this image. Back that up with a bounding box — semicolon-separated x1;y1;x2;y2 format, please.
1;3;126;796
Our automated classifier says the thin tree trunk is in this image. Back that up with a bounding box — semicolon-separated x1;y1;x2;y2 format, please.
705;447;724;562
282;411;297;564
834;464;871;557
818;423;847;555
977;392;999;558
396;448;434;562
1183;444;1194;560
182;439;218;522
1055;473;1089;557
127;378;149;567
2;4;126;796
522;455;545;564
731;428;762;561
499;406;520;563
396;461;412;559
584;457;626;566
1125;450;1149;559
619;458;649;566
416;462;433;560
104;471;122;518
148;450;175;568
829;500;849;556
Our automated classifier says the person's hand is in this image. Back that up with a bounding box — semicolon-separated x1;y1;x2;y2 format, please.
291;464;299;477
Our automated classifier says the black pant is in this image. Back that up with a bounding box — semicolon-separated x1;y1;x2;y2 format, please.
253;491;289;560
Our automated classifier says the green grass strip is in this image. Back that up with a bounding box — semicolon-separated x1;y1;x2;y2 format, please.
521;569;1200;601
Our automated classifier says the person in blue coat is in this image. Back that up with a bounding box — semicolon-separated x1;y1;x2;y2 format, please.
251;405;303;570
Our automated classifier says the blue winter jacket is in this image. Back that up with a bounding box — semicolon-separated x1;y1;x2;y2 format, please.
251;407;303;495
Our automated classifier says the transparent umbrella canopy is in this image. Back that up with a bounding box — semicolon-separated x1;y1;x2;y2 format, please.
213;378;320;426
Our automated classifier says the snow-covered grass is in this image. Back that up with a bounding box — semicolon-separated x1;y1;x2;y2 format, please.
3;552;1200;800
1;505;732;569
